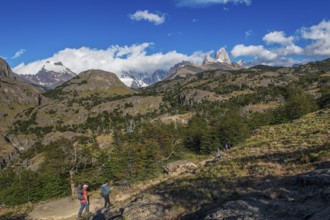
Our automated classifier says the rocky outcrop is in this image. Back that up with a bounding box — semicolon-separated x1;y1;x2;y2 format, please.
6;134;38;152
0;58;44;106
183;166;330;219
204;199;264;219
0;147;19;169
0;57;15;78
120;196;166;220
163;160;198;175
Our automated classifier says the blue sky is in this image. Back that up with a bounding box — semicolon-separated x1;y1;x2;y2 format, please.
1;0;329;75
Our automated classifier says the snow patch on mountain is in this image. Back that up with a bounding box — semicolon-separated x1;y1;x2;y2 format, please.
42;61;69;73
120;73;148;89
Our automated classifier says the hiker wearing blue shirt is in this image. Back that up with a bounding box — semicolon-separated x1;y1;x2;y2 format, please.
100;181;112;208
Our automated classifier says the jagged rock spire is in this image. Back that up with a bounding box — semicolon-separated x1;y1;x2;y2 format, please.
202;48;232;65
202;54;215;65
215;48;231;64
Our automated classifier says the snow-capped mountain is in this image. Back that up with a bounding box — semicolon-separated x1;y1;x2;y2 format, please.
141;70;168;85
120;69;168;88
203;47;232;65
120;73;148;89
20;61;77;89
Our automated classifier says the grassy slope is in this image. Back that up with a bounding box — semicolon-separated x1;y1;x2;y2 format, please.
145;109;330;217
207;109;330;179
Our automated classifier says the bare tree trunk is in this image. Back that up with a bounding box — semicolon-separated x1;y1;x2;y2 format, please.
162;137;180;161
70;169;75;198
70;143;78;198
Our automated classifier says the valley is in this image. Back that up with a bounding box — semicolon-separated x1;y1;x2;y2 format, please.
0;57;329;219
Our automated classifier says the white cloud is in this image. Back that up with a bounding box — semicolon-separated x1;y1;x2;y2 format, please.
231;44;300;66
275;44;303;56
176;0;251;7
301;20;330;56
263;31;294;45
233;22;330;66
231;44;277;61
11;49;26;59
13;43;207;76
129;10;166;25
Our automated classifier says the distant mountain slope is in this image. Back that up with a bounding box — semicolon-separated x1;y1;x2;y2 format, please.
0;57;43;107
0;58;44;168
44;69;135;100
19;61;77;89
166;48;241;80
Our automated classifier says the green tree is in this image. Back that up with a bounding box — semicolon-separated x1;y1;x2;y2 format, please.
284;93;318;120
215;110;250;146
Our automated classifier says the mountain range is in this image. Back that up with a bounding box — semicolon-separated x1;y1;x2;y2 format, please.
16;48;240;89
166;48;241;80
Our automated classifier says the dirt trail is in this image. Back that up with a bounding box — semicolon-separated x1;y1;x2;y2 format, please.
28;158;214;220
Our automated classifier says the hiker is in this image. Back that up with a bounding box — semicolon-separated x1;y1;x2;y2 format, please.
100;180;112;208
224;143;229;151
78;184;89;218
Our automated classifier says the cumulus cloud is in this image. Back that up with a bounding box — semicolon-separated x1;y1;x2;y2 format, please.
230;21;330;66
231;44;299;66
263;31;294;45
231;44;277;61
301;20;330;56
13;43;207;76
11;49;26;59
129;10;166;25
231;43;303;66
176;0;251;7
275;44;303;56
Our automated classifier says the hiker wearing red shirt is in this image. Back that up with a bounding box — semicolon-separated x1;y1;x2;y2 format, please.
78;184;89;218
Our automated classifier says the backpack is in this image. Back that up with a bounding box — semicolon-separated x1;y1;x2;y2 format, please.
76;187;83;200
101;184;111;196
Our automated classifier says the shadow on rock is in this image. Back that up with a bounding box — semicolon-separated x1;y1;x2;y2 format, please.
180;163;330;220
